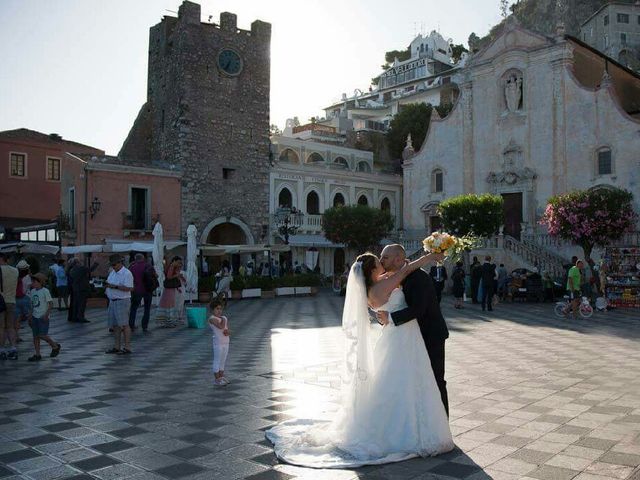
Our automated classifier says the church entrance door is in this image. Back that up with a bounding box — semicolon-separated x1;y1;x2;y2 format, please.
501;193;523;240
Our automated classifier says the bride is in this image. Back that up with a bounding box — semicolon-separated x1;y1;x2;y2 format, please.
265;251;455;468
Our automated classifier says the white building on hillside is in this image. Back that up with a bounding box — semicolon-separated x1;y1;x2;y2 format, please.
321;31;462;135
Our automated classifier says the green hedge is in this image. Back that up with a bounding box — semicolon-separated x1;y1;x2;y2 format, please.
225;273;323;291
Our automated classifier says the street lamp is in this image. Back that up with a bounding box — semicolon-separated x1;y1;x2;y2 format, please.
274;206;304;245
89;197;102;219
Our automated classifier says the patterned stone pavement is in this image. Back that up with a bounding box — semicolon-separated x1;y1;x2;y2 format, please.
1;292;639;480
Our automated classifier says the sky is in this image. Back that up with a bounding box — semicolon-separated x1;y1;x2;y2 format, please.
0;0;503;155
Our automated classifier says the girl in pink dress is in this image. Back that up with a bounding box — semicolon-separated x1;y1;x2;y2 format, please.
156;256;183;328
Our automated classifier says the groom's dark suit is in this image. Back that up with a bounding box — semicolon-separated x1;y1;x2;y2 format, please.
390;269;450;416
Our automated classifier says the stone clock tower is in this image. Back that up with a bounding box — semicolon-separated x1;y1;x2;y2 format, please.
120;1;271;245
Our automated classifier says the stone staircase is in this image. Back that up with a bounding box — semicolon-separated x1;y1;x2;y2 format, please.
502;234;566;277
401;233;568;277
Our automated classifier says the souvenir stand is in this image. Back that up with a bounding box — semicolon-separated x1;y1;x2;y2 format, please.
603;246;640;308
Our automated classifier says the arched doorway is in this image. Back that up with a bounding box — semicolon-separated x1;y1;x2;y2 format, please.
202;217;254;274
357;195;368;206
207;223;246;273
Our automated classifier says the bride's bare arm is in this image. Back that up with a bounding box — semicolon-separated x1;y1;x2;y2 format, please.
368;252;444;308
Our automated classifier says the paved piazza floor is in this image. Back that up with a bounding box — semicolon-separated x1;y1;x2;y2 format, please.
1;292;639;480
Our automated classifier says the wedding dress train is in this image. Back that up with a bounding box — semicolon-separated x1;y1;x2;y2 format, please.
265;265;454;469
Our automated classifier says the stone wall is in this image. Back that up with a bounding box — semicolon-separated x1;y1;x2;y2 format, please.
120;1;271;242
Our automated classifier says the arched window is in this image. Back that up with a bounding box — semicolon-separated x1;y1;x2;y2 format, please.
357;195;368;206
333;193;345;207
306;191;320;214
431;169;444;193
279;148;299;163
357;161;371;173
333;156;348;168
278;188;292;208
596;147;613;175
306;152;324;164
380;197;391;212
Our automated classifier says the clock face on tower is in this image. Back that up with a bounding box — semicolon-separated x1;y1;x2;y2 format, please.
217;49;243;76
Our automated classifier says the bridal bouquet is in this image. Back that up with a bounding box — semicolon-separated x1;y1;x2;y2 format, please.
422;232;478;263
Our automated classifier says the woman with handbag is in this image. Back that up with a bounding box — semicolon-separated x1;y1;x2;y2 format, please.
156;256;183;328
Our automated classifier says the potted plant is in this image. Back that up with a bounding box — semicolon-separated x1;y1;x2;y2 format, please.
230;276;246;300
86;286;108;308
197;276;216;303
258;276;275;299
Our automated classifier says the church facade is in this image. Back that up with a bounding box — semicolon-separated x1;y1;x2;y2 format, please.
403;20;640;243
120;1;272;248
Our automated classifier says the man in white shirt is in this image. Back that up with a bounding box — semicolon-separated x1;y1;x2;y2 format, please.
104;255;134;354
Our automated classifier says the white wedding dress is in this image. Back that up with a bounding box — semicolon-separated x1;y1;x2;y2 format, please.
265;263;454;468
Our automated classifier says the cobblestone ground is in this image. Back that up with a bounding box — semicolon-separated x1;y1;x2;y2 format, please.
1;292;639;480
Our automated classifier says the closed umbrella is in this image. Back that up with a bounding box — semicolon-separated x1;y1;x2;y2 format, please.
152;222;165;302
186;224;199;303
305;247;319;271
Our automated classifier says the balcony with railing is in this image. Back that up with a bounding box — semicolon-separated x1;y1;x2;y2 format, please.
122;212;161;234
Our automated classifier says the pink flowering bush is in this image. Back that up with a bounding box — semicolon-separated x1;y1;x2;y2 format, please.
539;188;637;260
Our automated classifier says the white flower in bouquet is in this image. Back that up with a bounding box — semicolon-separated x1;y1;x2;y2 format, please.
422;231;480;263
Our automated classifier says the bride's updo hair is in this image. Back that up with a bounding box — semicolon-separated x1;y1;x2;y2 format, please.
356;252;378;292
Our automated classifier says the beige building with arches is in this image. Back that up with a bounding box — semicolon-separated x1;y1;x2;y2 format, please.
269;134;402;275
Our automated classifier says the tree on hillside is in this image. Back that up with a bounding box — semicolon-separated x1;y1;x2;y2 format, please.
438;194;504;238
450;44;469;63
539;187;637;261
322;205;394;253
386;103;433;160
269;124;282;136
468;32;481;52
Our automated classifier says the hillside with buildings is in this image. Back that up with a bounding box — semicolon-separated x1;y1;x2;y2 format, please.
474;0;635;48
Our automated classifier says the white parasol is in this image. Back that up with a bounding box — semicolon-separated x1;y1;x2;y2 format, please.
185;224;199;302
152;222;165;301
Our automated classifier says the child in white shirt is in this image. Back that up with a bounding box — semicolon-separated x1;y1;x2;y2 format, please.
28;273;61;362
208;298;230;386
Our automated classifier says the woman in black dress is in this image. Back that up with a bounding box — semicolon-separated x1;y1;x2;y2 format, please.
452;261;466;309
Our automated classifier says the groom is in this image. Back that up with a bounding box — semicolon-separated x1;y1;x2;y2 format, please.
377;244;450;416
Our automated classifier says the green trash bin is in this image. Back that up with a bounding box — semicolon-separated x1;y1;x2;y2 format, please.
186;306;207;329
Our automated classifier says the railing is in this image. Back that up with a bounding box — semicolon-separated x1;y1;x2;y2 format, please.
520;236;568;266
610;231;640;246
304;214;323;230
122;212;161;231
522;231;640;250
502;234;565;277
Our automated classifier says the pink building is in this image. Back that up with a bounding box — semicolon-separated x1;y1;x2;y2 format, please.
0;129;103;241
61;154;183;247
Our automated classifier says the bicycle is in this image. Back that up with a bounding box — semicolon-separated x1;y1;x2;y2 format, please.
554;295;593;318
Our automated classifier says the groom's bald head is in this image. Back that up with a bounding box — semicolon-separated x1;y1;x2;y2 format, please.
380;244;406;272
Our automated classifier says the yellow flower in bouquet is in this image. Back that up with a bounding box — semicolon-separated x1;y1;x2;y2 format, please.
423;232;479;262
422;232;456;254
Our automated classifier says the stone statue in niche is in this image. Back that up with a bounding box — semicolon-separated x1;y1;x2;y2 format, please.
504;73;523;112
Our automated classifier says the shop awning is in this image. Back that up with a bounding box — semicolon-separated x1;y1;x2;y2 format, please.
108;241;185;253
200;244;291;257
61;245;104;254
61;241;187;255
0;242;60;255
284;234;343;248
